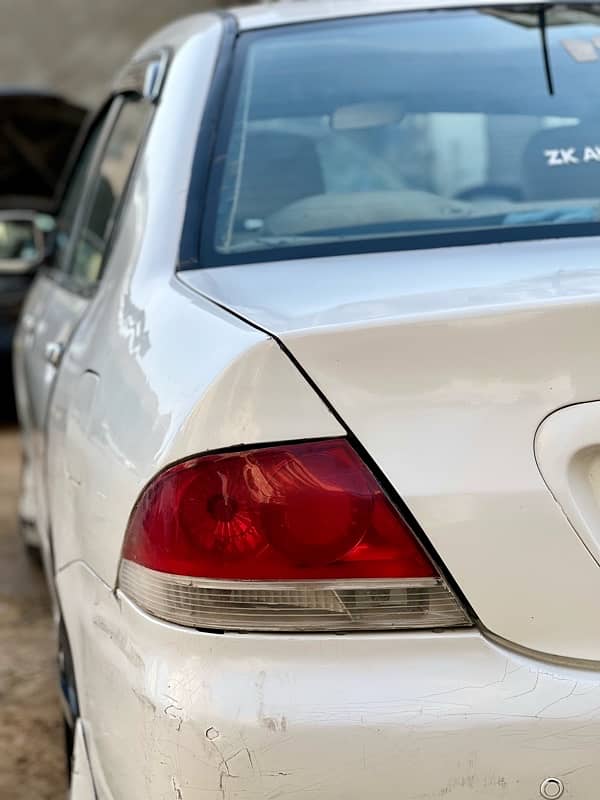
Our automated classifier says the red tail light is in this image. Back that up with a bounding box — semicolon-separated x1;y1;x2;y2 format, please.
119;439;469;631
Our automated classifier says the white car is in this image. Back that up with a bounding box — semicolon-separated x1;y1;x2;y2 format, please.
11;1;600;797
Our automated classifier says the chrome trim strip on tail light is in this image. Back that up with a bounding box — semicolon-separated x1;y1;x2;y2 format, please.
119;560;470;632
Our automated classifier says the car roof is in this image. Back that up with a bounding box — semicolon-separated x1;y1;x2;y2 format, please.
229;0;557;30
135;0;564;58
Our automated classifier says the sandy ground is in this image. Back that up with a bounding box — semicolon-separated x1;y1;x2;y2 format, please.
0;427;66;799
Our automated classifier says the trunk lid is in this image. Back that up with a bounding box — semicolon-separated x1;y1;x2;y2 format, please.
180;236;600;662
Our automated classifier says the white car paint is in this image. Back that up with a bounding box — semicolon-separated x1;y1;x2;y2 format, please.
70;721;96;800
536;401;600;568
10;2;600;798
60;560;600;799
230;0;537;29
181;237;600;662
14;275;88;590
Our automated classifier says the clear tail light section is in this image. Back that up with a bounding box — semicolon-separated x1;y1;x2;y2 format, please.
118;439;470;632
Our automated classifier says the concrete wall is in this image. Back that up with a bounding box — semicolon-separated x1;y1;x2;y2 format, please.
0;0;229;107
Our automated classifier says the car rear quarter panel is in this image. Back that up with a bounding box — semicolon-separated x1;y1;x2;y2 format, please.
47;15;343;589
60;558;600;800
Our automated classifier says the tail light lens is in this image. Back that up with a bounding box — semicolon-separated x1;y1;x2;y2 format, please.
118;439;469;631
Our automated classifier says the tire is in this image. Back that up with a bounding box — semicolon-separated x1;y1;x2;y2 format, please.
64;718;75;779
58;619;79;780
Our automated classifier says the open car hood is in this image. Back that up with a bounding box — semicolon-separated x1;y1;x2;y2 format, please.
0;90;87;213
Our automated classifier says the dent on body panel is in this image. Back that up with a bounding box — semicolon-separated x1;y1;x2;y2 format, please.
59;560;600;798
64;371;100;487
59;563;221;799
127;620;600;798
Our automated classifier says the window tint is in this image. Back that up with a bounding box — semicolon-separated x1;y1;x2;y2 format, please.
55;122;104;272
204;6;600;266
70;100;149;286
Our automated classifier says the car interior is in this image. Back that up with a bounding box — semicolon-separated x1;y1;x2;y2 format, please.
213;6;600;253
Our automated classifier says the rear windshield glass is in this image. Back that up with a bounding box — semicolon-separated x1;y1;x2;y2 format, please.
203;5;600;265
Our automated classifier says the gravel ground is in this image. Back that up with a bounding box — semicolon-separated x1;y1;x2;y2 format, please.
0;426;66;799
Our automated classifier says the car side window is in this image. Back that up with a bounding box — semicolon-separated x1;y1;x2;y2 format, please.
69;99;150;287
54;120;106;273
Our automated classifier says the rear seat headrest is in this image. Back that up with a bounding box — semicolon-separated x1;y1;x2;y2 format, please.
235;131;325;225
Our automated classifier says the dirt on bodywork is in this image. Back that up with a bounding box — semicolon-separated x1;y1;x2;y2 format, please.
0;428;66;799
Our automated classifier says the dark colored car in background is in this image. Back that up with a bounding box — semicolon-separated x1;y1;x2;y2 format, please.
0;91;86;362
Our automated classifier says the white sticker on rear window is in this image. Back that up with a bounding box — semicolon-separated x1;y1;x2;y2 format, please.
544;146;600;166
584;146;600;162
545;148;579;166
562;39;600;62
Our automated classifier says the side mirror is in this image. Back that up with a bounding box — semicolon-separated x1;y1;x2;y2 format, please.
0;212;55;274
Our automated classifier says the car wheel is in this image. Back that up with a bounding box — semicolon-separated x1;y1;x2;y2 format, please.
64;718;75;778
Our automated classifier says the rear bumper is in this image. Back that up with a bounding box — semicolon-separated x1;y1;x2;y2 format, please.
70;720;96;800
62;563;600;800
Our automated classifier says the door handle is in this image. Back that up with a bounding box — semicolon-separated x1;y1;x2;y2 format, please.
45;341;64;368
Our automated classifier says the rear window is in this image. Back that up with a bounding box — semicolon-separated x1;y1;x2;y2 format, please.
200;5;600;266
